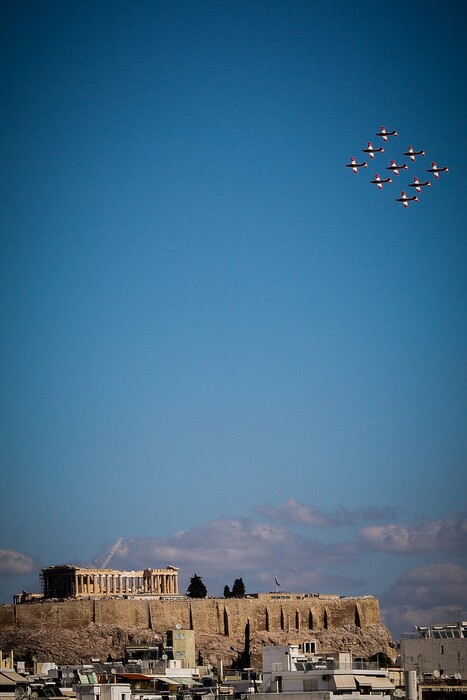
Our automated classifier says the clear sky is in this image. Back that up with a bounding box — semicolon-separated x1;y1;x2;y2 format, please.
1;0;466;640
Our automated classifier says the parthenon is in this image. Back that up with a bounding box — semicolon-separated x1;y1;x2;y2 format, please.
41;564;179;599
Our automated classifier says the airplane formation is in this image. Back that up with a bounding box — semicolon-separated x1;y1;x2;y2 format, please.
345;125;449;208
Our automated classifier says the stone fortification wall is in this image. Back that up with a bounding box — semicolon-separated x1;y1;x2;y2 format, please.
0;595;380;636
0;596;394;666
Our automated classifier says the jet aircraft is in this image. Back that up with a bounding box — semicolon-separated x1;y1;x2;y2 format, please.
409;177;431;193
376;125;398;141
386;160;408;176
362;142;384;159
403;146;425;161
345;157;368;173
426;161;449;178
396;191;418;208
370;174;392;190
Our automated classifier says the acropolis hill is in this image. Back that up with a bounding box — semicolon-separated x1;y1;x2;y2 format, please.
0;592;395;666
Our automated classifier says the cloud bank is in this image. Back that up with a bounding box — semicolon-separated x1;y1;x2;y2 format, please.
117;503;467;639
3;501;465;640
119;516;361;595
256;499;397;527
381;562;467;635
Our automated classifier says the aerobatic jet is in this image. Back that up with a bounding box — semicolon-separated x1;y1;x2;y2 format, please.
426;161;449;178
409;177;431;193
376;125;398;141
386;160;408;176
362;142;384;159
403;146;426;161
370;174;392;190
345;157;368;173
396;191;418;208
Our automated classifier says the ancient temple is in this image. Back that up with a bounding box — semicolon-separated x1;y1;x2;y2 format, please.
41;564;179;598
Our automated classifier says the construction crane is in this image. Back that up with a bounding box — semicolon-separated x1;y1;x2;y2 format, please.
91;537;124;569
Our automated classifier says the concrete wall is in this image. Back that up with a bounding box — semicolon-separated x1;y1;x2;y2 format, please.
400;638;467;679
0;596;380;636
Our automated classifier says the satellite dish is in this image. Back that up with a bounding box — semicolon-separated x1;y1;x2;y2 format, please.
433;670;440;678
454;673;461;680
15;689;25;698
393;690;404;698
31;692;39;699
111;669;116;675
175;623;182;629
162;654;168;660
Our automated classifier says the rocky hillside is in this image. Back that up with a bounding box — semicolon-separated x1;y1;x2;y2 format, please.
0;623;395;668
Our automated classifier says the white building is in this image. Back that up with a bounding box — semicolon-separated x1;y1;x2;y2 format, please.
261;645;394;699
74;683;132;700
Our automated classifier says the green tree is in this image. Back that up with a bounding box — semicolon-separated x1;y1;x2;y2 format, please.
232;577;245;597
224;585;231;598
187;573;207;598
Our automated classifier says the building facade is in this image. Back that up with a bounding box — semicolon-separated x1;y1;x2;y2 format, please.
400;620;467;679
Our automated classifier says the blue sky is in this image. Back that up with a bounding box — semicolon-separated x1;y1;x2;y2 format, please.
1;0;466;640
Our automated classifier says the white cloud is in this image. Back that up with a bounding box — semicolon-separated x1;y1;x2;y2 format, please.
358;524;415;552
256;499;398;528
256;499;331;526
0;548;35;576
250;523;289;543
358;513;467;553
